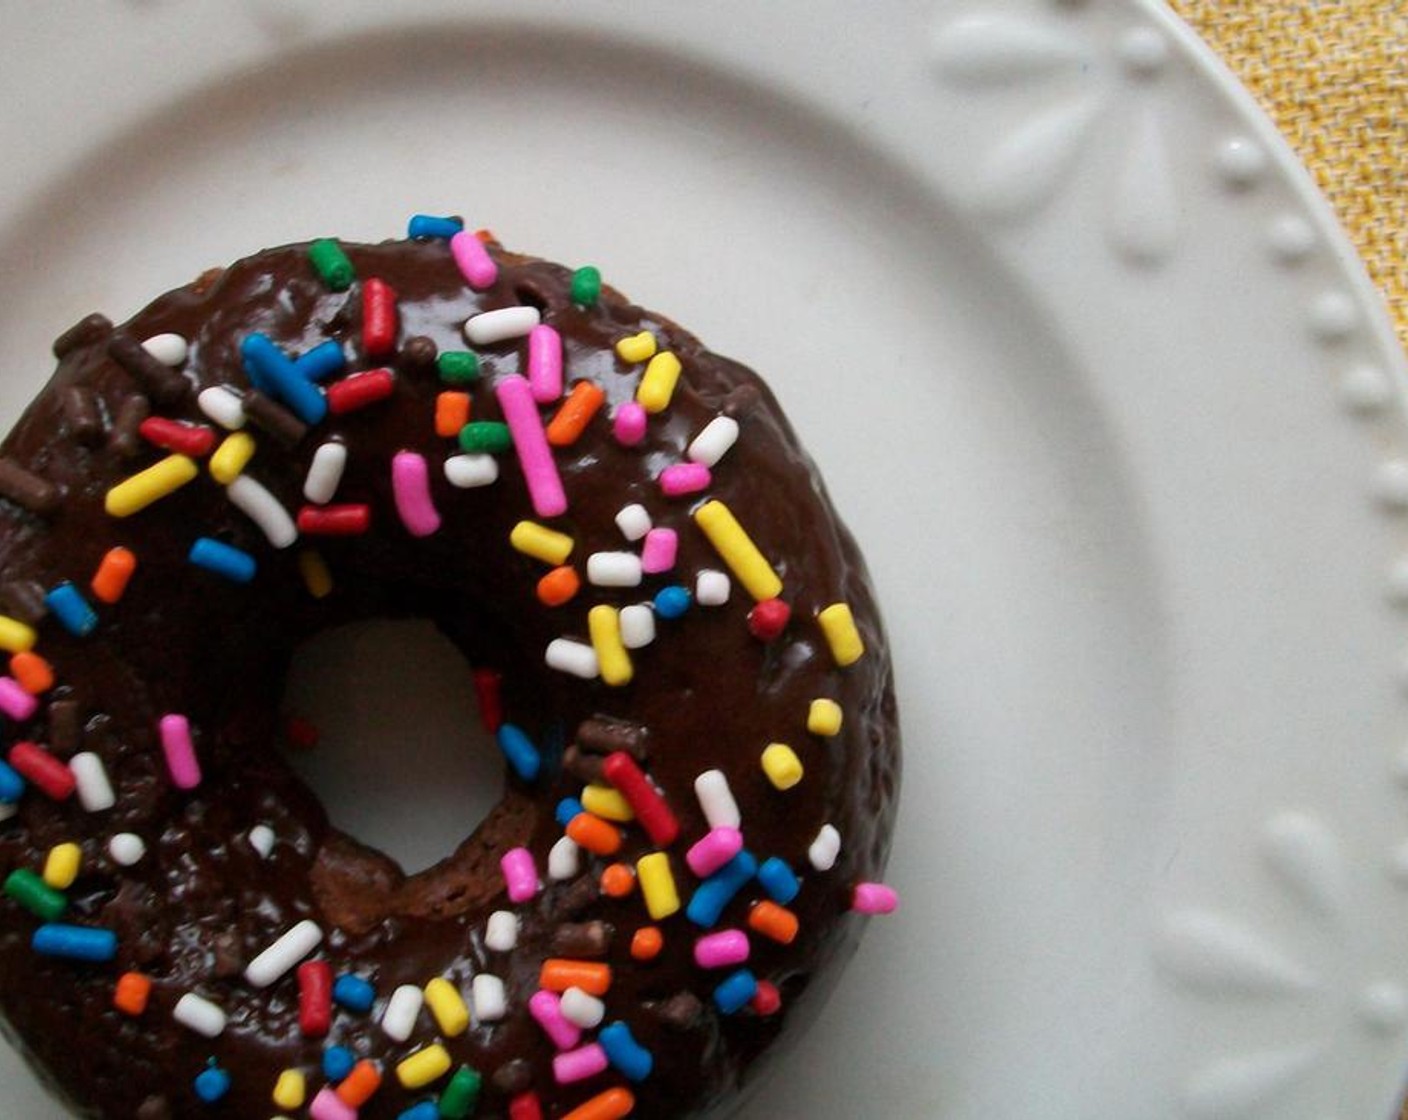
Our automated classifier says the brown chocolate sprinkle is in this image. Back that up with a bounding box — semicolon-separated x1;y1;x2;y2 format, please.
576;716;649;759
550;920;614;958
654;991;704;1030
61;385;104;445
0;458;60;515
135;1095;171;1120
46;699;82;758
563;743;604;784
490;1058;534;1096
0;579;48;625
51;312;113;359
242;391;309;446
398;334;438;371
109;394;151;459
107;334;187;405
555;874;600;918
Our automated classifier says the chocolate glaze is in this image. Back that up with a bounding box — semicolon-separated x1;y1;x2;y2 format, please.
0;237;900;1118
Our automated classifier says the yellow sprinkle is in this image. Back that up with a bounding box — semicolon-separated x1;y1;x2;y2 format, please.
510;520;574;566
581;783;635;822
588;605;633;687
817;603;865;667
271;1069;306;1110
637;852;680;920
209;431;256;485
423;977;470;1038
807;699;844;737
396;1043;453;1090
42;842;81;890
0;615;36;654
636;351;682;413
692;500;782;601
761;743;804;790
615;330;657;364
297;550;333;599
104;454;198;518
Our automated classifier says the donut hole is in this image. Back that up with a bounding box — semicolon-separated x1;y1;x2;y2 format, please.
279;617;506;875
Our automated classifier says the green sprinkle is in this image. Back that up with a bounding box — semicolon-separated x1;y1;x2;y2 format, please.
458;422;512;454
437;351;481;385
437;1066;481;1119
307;238;356;292
4;869;66;922
570;265;602;307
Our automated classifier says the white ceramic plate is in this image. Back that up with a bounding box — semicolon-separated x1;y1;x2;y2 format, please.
3;1;1408;1116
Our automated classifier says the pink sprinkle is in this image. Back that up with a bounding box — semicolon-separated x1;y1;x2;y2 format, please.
852;882;899;915
685;826;744;878
309;1087;357;1120
528;325;564;404
501;846;538;903
450;230;498;290
613;402;647;447
495;375;567;518
694;929;750;969
528;989;582;1050
659;462;711;497
552;1042;609;1085
158;713;201;790
640;528;678;575
0;677;38;721
391;451;440;537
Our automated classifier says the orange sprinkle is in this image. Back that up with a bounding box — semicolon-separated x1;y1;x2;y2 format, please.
474;228;495;243
336;1060;382;1107
546;381;606;447
630;926;663;961
748;900;800;945
539;959;612;997
566;812;622;856
113;971;152;1016
536;565;581;608
9;651;54;696
90;546;137;604
435;391;471;438
562;1087;635;1120
599;862;635;898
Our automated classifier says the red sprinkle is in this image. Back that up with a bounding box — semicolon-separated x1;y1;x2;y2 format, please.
326;369;395;414
751;980;782;1016
137;417;217;457
747;598;791;642
509;1092;544;1120
8;741;75;801
602;752;679;848
361;278;399;358
297;959;332;1038
472;668;504;734
296;504;371;536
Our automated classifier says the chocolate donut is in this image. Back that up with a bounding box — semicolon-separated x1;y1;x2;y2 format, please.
0;220;900;1119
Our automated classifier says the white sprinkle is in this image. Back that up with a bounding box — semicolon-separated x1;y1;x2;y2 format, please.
587;552;643;588
381;984;425;1042
485;910;519;952
619;604;656;649
560;986;605;1029
694;769;741;830
546;638;599;679
303;441;348;504
444;453;500;489
548;836;581;881
695;569;731;606
197;385;246;429
0;802;15;823
108;832;146;866
227;474;297;549
464;306;541;345
808;824;842;872
687;415;740;467
173;992;227;1038
244;919;323;989
248;824;276;859
615;503;652;541
141;332;189;367
69;752;115;812
471;973;507;1022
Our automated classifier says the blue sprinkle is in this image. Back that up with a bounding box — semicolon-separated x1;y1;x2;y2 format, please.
332;974;376;1014
294;340;347;383
193;1064;231;1103
44;583;97;638
496;723;541;783
188;538;257;584
397;1103;440;1120
599;1020;654;1081
653;584;691;619
756;857;800;904
408;214;465;240
32;923;117;962
0;760;24;803
713;969;758;1015
556;797;586;828
323;1044;356;1082
686;851;758;928
241;333;327;424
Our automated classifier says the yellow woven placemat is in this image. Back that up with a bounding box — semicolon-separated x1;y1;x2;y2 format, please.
1167;0;1407;355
